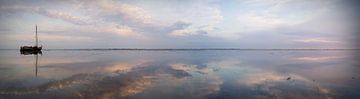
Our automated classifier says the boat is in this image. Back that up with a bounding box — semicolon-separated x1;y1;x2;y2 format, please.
20;25;42;52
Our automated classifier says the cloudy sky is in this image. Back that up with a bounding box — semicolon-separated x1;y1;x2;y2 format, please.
0;0;359;49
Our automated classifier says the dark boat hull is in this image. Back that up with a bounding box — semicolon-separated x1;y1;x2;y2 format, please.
20;46;42;51
20;46;42;55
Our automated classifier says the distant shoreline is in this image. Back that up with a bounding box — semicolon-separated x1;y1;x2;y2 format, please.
1;48;360;51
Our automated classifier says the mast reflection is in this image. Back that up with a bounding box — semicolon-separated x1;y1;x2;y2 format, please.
20;50;42;77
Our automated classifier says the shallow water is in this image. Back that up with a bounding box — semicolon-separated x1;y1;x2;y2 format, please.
0;50;359;99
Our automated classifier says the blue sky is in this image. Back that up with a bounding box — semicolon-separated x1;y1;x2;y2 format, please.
0;0;358;49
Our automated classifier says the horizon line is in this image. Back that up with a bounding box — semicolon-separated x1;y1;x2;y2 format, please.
1;48;360;51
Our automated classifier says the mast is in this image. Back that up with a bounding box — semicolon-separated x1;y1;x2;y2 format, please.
35;25;38;47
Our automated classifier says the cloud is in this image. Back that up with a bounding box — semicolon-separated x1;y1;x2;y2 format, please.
1;4;148;40
156;1;223;38
77;0;154;25
167;21;192;30
234;0;330;33
1;6;94;25
36;8;94;25
100;25;147;39
168;25;220;38
169;29;192;37
101;2;153;24
294;38;340;43
5;33;92;42
40;33;92;42
237;14;288;32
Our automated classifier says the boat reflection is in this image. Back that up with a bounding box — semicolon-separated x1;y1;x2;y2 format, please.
20;50;42;55
19;50;41;77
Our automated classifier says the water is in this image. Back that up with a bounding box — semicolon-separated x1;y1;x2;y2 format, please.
0;50;359;99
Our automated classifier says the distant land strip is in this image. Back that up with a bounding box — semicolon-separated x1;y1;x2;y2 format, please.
44;48;360;51
1;48;360;51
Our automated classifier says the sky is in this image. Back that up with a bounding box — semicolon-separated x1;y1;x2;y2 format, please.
0;0;359;49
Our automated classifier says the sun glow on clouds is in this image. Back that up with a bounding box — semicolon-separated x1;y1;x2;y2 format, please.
294;38;340;43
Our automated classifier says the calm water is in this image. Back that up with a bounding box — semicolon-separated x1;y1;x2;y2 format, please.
0;50;359;99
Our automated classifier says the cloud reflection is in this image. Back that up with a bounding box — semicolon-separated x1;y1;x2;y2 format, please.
295;56;344;62
0;61;193;98
1;50;359;98
238;72;334;99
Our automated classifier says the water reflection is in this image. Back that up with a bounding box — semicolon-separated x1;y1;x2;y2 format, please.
20;50;42;55
0;50;359;98
19;50;42;77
